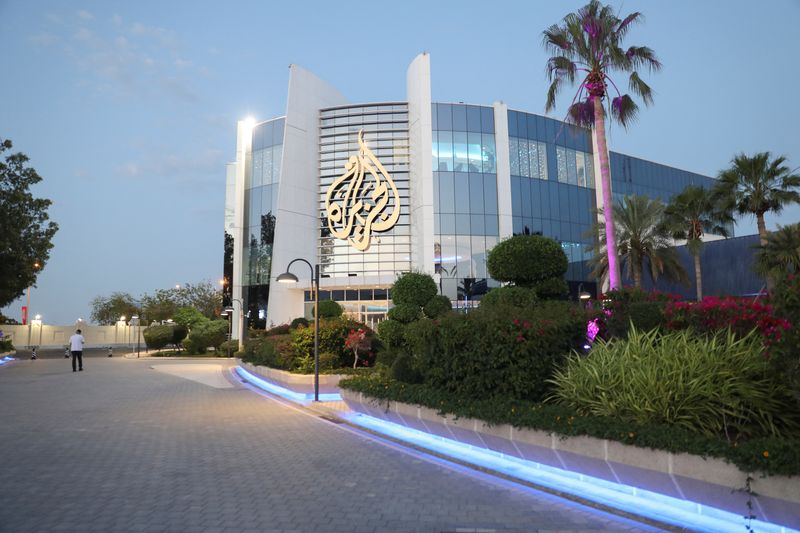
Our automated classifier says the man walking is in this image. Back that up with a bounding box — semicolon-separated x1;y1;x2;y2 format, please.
69;329;85;372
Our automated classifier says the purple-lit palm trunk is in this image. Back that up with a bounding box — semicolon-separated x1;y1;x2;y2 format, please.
593;94;622;290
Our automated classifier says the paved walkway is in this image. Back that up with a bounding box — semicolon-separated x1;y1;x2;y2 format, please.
0;356;665;532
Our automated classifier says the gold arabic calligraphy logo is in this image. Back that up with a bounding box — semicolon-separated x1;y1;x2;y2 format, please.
324;130;400;252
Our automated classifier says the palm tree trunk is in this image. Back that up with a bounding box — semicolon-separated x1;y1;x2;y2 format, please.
756;213;768;247
694;253;703;301
593;95;622;290
757;213;775;292
633;265;642;289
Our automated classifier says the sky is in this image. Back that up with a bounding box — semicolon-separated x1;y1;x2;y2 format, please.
1;0;799;325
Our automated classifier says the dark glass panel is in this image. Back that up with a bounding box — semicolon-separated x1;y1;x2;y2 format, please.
507;111;518;137
481;106;495;133
469;173;484;214
467;105;482;132
451;104;467;131
437;104;452;131
483;174;498;215
517;112;528;138
431;104;438;130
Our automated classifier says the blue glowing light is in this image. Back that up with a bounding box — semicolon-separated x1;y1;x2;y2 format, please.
343;412;792;533
235;366;342;403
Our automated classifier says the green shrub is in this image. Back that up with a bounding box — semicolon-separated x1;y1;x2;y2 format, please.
171;324;188;346
241;334;292;368
289;317;378;371
313;300;343;318
768;273;800;409
486;235;567;288
480;286;538;309
0;338;14;352
265;324;291;336
183;320;228;354
143;324;173;350
423;295;452;318
391;272;437;307
549;328;800;439
219;339;239;356
173;307;207;329
290;317;309;329
375;346;402;368
318;351;340;371
391;353;423;384
531;277;568;300
388;303;422;324
377;319;406;349
412;301;588;401
603;288;673;338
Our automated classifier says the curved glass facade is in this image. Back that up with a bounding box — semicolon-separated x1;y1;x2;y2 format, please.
243;117;284;325
432;103;499;304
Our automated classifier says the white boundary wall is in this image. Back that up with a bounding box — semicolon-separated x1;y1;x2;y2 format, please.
0;324;142;349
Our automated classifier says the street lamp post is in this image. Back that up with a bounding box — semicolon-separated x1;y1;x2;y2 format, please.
25;261;41;349
30;315;42;359
276;258;320;402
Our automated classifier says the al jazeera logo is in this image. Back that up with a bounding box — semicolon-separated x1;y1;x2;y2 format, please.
324;130;400;251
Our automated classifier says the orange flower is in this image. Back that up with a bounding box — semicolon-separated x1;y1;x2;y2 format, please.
763;450;769;458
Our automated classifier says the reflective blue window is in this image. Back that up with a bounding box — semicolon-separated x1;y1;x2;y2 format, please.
439;172;455;213
481;133;496;173
485;215;499;236
440;213;455;234
431;104;438;130
508;111;518;137
481;107;495;133
455;214;470;235
455;173;470;214
453;131;468;172
467;106;482;132
470;214;485;235
521;179;531;217
452;105;467;131
483;175;498;215
437;104;452;131
438;131;453;171
467;132;482;172
469;173;484;214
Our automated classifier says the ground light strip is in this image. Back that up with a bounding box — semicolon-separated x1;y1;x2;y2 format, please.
234;366;793;532
341;412;794;533
235;366;341;402
0;356;15;365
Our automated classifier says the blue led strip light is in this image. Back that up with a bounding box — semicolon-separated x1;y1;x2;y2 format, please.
0;356;15;365
235;366;342;403
343;412;795;533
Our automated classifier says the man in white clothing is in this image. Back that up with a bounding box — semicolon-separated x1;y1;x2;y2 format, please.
69;329;85;372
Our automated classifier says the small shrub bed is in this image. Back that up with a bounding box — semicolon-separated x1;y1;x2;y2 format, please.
339;372;800;476
549;327;800;439
405;301;590;401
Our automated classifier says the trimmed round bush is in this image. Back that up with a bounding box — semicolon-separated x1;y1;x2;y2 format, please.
388;303;422;324
290;317;309;329
423;295;452;318
313;300;343;318
532;277;569;300
377;319;406;348
480;286;538;309
391;272;437;307
143;324;173;350
219;339;239;356
487;235;568;287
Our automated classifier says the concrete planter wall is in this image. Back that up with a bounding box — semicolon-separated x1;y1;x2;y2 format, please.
342;389;800;530
237;360;346;394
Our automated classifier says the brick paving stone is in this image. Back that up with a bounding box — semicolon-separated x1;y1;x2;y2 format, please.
0;357;667;532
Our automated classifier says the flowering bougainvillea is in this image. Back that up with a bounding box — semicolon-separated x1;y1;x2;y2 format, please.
344;328;369;368
664;297;791;351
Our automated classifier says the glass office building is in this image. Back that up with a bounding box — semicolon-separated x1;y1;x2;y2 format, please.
223;54;721;335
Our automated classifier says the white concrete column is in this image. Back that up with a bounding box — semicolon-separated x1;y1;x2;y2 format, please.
232;121;252;340
407;52;435;274
493;102;513;240
266;64;349;326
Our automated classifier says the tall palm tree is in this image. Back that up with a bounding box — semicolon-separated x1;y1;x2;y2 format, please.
663;185;732;301
543;0;661;291
589;195;689;289
715;152;800;247
756;223;800;279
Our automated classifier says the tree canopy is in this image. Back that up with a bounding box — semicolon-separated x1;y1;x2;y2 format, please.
0;139;58;307
90;292;141;325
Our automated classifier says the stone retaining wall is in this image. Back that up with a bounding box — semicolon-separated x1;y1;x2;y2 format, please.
342;389;800;530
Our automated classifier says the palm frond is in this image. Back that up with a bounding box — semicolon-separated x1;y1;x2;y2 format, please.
545;78;563;113
628;71;654;105
626;46;662;72
713;151;800;218
567;98;596;128
610;94;639;128
616;11;642;39
547;56;578;83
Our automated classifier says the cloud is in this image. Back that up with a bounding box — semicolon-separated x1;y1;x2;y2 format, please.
116;148;225;188
30;10;209;105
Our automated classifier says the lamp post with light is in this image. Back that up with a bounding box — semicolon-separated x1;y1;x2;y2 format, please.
25;261;41;348
276;258;320;402
30;314;42;359
130;315;141;357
